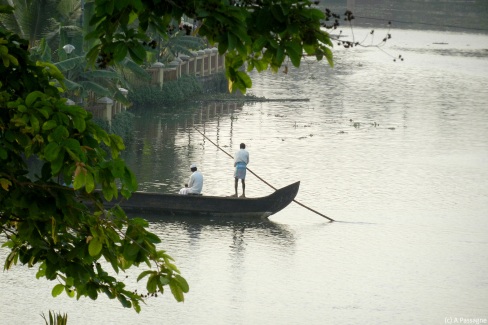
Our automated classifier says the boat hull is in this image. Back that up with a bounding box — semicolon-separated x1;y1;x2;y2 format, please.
102;181;300;218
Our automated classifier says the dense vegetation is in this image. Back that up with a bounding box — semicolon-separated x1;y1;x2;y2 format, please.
1;0;337;316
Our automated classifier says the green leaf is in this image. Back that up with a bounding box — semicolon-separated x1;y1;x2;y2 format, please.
301;8;325;20
53;112;70;126
63;138;82;156
111;158;126;178
117;294;132;308
29;115;40;132
36;262;46;279
127;43;146;63
65;287;75;298
137;270;155;282
236;71;252;89
256;8;271;32
113;42;128;62
88;237;103;256
130;218;149;227
73;171;86;190
102;287;116;299
254;59;269;72
37;62;65;81
44;142;61;161
114;0;131;10
52;284;65;297
123;167;138;192
9;54;19;66
60;104;88;118
286;42;303;67
274;46;285;68
72;116;86;132
0;147;7;160
49;125;69;142
169;280;184;302
252;36;268;52
86;44;102;67
51;153;65;175
158;275;170;286
227;33;236;52
324;47;334;67
218;37;228;54
271;5;285;22
144;232;161;244
4;250;18;270
25;91;44;107
123;243;140;260
102;185;114;202
87;284;98;300
316;31;333;47
42;120;57;131
173;274;189;293
85;172;95;193
146;274;158;293
235;37;248;57
66;277;74;287
303;43;316;56
110;134;125;150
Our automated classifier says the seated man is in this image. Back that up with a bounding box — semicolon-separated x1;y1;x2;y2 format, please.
179;164;203;195
178;183;189;195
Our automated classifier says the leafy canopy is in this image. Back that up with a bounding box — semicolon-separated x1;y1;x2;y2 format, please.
0;4;187;313
85;0;334;93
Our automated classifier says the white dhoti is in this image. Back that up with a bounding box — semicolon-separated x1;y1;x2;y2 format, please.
179;187;191;195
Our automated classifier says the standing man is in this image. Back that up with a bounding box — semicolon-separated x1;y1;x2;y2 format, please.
179;164;203;195
233;143;249;197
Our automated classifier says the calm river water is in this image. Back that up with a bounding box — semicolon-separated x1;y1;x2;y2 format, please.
1;29;488;325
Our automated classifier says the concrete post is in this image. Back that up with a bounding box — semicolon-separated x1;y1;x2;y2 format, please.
179;55;190;75
118;88;128;111
97;97;114;126
168;59;181;79
150;62;165;88
190;51;198;76
197;50;205;76
211;48;219;72
204;48;213;74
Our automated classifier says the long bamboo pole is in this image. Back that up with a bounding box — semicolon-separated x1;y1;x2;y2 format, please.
194;127;335;222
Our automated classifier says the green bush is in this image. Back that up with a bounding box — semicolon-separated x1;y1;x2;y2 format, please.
93;111;135;143
128;74;228;106
41;311;68;325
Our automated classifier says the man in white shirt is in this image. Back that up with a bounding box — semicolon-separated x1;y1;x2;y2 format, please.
233;143;249;197
179;164;203;195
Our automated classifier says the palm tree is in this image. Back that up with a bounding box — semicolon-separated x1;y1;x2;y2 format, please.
1;0;208;105
145;20;206;65
45;0;83;61
53;53;150;106
1;0;149;105
0;0;59;49
159;31;206;63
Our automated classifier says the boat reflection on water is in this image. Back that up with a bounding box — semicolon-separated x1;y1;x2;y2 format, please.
139;213;296;249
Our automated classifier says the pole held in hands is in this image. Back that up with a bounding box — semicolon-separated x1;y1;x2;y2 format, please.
194;127;335;222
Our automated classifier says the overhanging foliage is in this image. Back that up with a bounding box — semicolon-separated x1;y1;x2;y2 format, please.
85;0;334;93
0;4;188;313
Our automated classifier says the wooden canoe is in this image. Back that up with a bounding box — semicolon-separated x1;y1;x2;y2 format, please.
102;181;300;218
